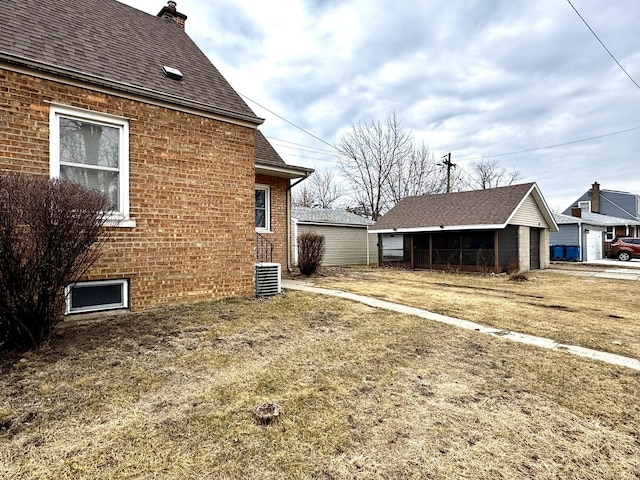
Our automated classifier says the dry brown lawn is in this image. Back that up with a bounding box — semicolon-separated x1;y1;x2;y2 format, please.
307;266;640;359
1;286;639;479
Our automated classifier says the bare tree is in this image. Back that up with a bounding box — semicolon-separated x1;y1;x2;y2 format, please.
387;143;448;203
293;169;344;209
336;113;413;220
465;158;522;190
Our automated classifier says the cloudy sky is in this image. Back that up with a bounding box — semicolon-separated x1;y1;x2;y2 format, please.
122;0;640;210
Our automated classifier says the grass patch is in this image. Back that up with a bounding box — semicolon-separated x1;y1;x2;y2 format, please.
1;292;639;479
308;267;640;358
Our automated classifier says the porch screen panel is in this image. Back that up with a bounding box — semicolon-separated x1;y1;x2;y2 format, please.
498;225;519;267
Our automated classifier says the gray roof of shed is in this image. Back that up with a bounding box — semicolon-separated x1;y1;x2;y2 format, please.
1;0;261;124
293;207;373;227
371;183;556;232
553;211;640;226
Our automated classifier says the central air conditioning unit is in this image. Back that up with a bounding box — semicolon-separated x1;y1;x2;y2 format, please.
255;262;281;297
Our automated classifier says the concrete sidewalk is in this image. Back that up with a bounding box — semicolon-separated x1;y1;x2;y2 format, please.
281;279;640;372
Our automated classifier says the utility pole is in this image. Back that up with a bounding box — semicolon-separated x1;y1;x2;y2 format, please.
439;153;457;193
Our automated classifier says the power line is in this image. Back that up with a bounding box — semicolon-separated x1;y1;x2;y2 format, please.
240;93;336;149
266;136;336;154
566;0;640;92
269;140;336;156
456;125;640;162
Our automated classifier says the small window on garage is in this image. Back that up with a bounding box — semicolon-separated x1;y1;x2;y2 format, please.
66;279;129;314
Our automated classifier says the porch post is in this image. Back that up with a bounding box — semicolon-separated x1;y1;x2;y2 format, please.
429;234;433;270
494;230;499;273
410;235;415;269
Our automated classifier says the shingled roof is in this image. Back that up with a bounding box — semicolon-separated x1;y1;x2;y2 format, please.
1;0;261;125
293;207;373;227
371;183;556;232
255;130;314;179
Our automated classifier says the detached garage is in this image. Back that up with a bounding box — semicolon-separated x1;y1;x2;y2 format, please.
292;207;377;266
370;183;558;273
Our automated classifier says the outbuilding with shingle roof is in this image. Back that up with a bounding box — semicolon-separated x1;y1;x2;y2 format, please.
292;207;377;266
370;183;558;272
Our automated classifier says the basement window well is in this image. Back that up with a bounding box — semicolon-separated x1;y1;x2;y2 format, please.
65;279;129;314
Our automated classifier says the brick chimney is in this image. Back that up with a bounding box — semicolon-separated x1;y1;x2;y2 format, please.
571;207;582;218
157;1;187;29
591;182;600;213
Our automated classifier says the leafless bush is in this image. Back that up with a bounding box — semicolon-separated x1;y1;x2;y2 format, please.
0;173;112;351
298;232;325;276
509;271;529;282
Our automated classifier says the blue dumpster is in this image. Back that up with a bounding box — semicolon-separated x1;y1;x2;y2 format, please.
551;245;565;261
565;245;580;261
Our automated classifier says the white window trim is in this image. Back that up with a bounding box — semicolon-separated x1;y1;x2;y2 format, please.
605;226;615;242
65;279;129;314
578;201;591;212
50;104;135;227
255;184;271;233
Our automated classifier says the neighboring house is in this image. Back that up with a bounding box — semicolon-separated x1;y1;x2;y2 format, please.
563;183;640;250
369;183;558;273
0;0;311;313
551;210;640;262
291;207;378;266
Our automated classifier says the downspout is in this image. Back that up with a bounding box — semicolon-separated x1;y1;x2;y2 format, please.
578;221;583;261
286;173;312;272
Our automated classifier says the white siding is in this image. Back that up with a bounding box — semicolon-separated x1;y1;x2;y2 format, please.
297;224;374;266
511;195;549;228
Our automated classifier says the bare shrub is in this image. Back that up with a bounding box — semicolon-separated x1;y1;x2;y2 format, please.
509;271;529;282
504;259;519;274
0;173;112;351
298;232;325;276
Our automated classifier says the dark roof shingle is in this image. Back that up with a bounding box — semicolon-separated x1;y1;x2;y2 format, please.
1;0;261;124
372;183;537;231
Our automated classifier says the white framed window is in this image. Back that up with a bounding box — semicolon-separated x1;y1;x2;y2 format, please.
578;201;591;212
65;279;129;314
50;104;132;225
605;226;615;241
255;184;271;232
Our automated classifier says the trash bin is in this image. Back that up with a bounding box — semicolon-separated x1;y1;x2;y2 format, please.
565;245;580;261
551;245;565;261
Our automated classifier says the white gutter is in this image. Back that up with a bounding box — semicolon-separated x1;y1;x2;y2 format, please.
370;224;506;234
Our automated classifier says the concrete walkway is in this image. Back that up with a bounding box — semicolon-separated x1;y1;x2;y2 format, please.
548;260;640;281
281;279;640;372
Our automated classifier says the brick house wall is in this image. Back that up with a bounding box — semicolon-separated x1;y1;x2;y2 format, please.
255;173;290;267
1;69;256;310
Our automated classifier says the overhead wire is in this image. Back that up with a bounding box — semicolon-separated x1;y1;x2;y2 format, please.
566;0;640;92
455;125;640;162
240;93;337;150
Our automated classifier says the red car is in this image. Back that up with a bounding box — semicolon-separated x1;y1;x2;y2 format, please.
609;237;640;261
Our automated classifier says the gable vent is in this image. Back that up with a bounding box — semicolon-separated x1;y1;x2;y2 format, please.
163;65;183;80
255;262;281;298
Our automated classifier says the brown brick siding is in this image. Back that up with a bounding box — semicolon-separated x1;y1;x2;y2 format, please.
1;68;256;310
255;174;290;268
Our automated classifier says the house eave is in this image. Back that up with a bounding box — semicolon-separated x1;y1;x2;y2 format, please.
0;56;264;127
256;163;314;179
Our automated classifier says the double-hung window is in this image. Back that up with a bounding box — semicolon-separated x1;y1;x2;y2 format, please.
605;226;614;242
255;185;271;232
50;104;131;224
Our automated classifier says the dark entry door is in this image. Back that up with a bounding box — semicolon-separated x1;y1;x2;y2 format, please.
530;228;540;269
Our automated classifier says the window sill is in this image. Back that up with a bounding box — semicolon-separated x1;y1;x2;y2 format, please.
105;217;137;228
256;229;273;234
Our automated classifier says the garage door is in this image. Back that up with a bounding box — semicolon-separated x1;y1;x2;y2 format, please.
585;230;603;261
